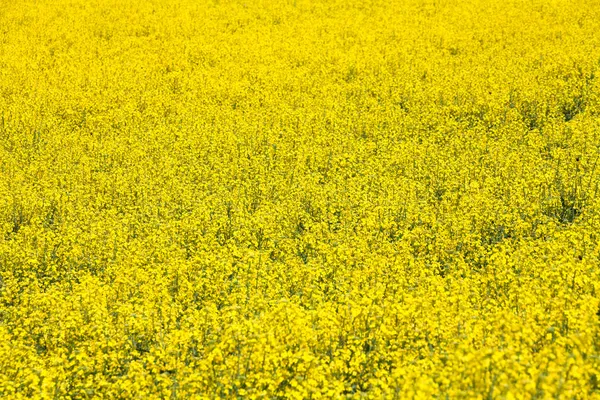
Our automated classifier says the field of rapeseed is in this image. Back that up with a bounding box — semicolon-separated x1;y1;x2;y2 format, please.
2;0;600;398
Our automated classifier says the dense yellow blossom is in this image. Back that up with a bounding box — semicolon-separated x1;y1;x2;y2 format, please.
1;0;600;397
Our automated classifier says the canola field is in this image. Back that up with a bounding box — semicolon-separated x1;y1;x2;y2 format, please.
2;0;600;398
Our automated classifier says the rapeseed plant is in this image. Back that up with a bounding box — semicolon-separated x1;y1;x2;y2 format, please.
1;0;600;397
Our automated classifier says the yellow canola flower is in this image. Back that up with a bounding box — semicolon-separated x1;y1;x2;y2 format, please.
1;0;600;397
